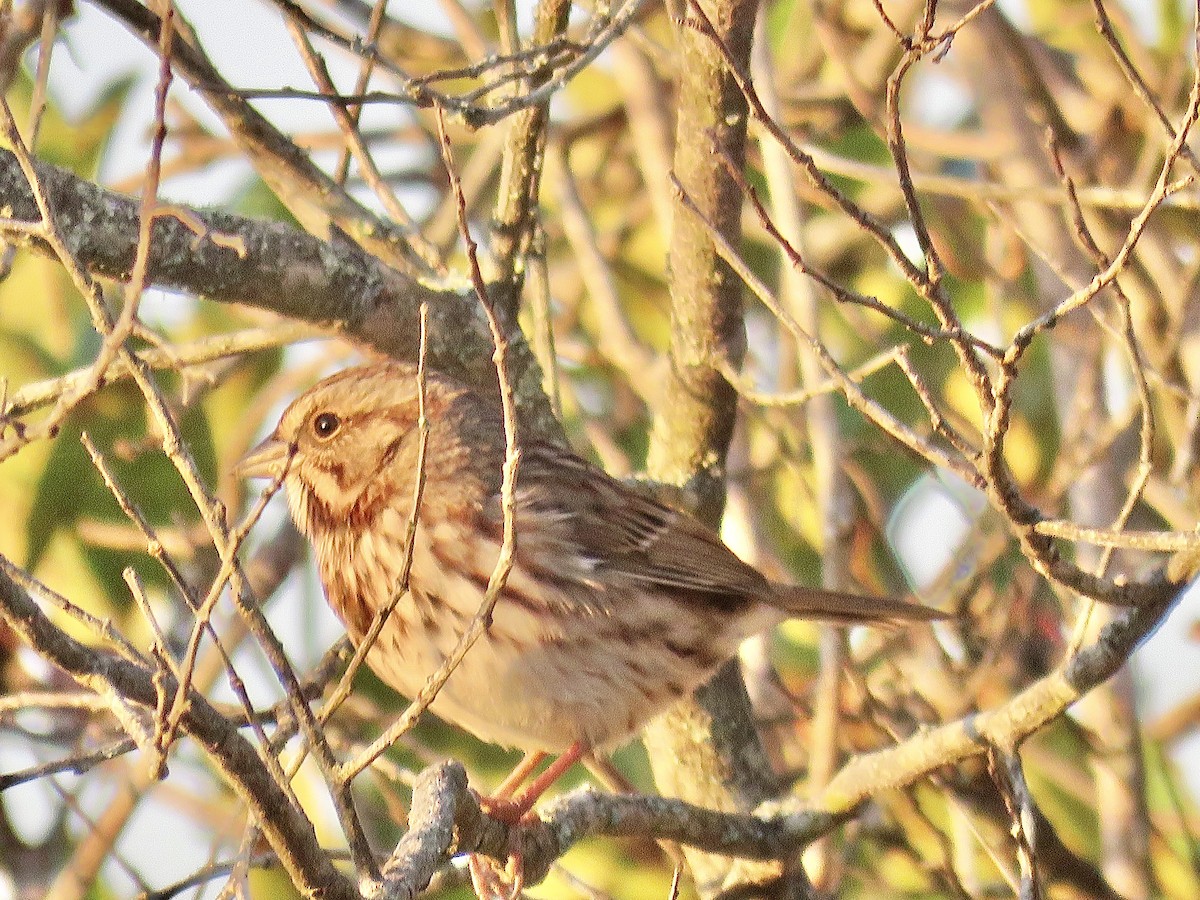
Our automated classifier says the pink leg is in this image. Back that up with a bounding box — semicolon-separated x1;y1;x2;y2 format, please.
469;742;588;895
481;741;585;824
507;741;584;815
492;750;548;799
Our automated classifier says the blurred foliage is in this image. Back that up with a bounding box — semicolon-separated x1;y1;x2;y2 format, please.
1;0;1200;898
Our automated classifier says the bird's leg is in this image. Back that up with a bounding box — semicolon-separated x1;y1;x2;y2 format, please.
479;741;585;824
582;752;634;793
469;742;587;897
490;750;548;800
506;742;585;816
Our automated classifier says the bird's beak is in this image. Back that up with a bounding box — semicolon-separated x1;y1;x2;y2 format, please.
236;433;293;480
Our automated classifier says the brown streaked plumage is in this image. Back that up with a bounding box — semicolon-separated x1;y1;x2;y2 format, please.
239;362;945;753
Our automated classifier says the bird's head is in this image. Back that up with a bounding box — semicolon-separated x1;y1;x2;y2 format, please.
237;363;437;534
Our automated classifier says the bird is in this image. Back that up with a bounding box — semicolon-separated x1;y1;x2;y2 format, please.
237;361;944;788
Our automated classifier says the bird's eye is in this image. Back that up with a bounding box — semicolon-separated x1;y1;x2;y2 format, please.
312;411;341;439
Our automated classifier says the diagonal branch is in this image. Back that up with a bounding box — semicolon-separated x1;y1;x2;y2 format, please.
0;564;358;900
0;147;560;435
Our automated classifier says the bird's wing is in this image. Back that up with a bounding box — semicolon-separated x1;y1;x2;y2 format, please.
506;444;948;624
514;443;768;601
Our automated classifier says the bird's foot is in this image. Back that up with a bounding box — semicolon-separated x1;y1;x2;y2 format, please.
467;742;586;897
482;740;586;822
468;846;525;900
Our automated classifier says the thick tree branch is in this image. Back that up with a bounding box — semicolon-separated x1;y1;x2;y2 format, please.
380;760;852;898
488;0;572;291
642;0;779;894
0;147;559;433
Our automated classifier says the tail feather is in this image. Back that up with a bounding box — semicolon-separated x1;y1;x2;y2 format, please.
768;584;948;625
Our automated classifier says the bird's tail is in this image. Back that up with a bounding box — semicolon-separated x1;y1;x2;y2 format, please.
769;584;948;625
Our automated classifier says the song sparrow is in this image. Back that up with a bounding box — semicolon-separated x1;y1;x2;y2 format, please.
238;362;943;756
